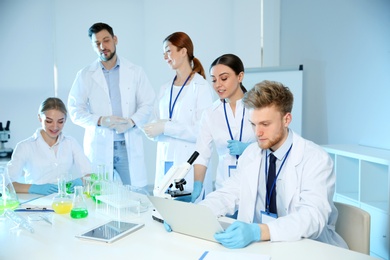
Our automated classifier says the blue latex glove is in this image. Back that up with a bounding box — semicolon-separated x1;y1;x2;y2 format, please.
191;181;203;203
28;184;58;195
68;178;83;193
227;140;250;156
214;221;261;249
163;221;172;232
174;195;192;202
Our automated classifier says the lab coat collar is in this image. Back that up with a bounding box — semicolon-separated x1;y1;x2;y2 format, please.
99;56;121;71
281;131;307;210
211;97;246;111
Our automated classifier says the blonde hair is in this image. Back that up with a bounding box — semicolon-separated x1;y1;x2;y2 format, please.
243;80;293;115
39;97;67;119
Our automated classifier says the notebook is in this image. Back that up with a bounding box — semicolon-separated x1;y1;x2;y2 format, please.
148;195;232;242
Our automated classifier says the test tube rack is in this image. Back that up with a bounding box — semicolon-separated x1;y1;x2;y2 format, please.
95;183;141;221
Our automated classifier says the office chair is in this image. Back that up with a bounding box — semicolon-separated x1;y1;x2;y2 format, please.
334;201;371;255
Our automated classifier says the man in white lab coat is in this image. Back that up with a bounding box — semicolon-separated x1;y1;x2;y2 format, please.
68;23;155;187
198;80;348;249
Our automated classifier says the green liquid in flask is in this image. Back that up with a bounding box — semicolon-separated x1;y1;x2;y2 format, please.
70;208;88;219
0;200;20;214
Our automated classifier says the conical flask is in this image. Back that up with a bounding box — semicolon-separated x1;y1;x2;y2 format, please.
52;176;72;214
0;167;19;215
70;186;88;219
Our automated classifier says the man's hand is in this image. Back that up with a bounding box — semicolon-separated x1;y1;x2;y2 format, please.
100;116;127;128
214;221;261;249
114;118;135;134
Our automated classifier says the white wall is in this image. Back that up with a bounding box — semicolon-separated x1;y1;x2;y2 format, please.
0;0;267;185
5;0;388;185
280;0;390;149
0;0;55;153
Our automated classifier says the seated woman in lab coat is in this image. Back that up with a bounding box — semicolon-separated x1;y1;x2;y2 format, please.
7;97;91;195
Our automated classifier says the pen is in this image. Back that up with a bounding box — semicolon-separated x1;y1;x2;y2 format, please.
19;195;45;205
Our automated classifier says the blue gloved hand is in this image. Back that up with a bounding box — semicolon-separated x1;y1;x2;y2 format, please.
191;181;203;203
174;195;192;203
214;221;261;249
68;178;83;193
227;140;251;156
28;184;58;195
163;221;172;232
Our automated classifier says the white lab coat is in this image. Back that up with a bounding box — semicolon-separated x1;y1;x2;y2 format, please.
7;129;91;184
199;131;348;248
195;99;256;189
68;57;155;187
151;73;214;195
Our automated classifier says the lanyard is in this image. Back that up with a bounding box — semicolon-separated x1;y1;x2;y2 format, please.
169;75;191;119
265;144;293;213
223;100;246;161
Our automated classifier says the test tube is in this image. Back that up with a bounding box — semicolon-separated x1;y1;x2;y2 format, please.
4;209;34;233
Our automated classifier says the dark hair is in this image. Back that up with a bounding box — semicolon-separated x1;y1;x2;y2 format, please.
210;54;247;93
164;32;206;79
88;23;114;39
38;97;68;119
243;80;293;115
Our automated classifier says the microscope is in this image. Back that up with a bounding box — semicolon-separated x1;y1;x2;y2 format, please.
0;121;13;158
151;151;199;223
153;151;199;199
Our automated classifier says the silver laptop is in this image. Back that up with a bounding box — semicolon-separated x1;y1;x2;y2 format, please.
148;196;231;242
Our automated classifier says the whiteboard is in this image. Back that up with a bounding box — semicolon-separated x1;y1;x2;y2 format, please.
243;65;303;135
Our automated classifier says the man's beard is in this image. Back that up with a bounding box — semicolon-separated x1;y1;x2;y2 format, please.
100;49;116;62
258;129;284;151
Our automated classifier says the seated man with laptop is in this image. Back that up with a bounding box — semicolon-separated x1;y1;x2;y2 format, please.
161;81;348;249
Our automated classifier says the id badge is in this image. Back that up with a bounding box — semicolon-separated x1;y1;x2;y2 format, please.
261;210;278;224
228;165;237;177
164;161;173;175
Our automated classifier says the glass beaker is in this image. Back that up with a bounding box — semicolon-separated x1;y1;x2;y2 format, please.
52;176;72;214
70;186;88;219
0;168;19;215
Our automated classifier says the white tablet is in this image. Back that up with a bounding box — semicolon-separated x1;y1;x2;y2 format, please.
76;220;144;243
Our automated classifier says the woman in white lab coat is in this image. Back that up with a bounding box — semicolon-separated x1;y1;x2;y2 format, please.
143;32;214;199
7;97;91;195
192;54;256;202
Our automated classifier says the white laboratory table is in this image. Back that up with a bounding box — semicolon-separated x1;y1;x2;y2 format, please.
0;194;380;260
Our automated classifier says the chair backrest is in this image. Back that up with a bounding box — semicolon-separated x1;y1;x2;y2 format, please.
334;201;371;255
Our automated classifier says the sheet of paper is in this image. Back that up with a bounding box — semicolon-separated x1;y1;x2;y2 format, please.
199;250;271;260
